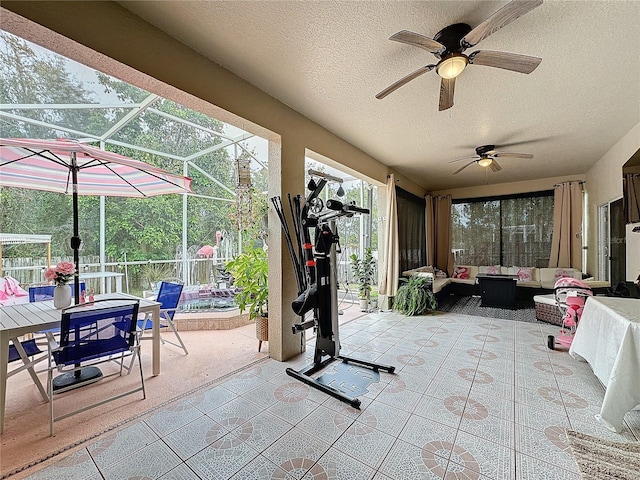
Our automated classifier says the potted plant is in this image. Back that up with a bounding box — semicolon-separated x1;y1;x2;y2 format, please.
394;275;437;316
369;291;379;310
350;248;376;312
226;248;268;351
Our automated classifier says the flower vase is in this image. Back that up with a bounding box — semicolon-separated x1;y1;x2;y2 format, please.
53;284;72;309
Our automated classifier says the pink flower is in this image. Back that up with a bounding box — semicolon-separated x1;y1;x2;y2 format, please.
44;268;57;281
56;261;76;275
45;261;76;286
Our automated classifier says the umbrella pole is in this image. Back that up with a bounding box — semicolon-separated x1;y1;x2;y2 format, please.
70;154;82;305
53;152;102;390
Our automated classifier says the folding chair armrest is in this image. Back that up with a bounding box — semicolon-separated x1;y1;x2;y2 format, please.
47;335;60;354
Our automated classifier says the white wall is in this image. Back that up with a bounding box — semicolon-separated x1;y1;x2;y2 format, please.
585;122;640;276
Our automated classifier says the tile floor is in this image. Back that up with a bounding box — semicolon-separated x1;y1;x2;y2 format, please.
19;310;640;479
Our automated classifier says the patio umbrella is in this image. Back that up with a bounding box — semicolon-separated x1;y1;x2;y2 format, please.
0;138;193;303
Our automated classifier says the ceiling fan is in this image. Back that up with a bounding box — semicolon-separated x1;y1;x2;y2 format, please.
376;0;543;111
448;144;533;175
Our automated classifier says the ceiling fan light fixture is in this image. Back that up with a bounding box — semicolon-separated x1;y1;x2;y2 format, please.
477;157;493;167
436;54;468;79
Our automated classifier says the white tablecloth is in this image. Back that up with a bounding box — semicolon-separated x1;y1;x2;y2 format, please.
569;296;640;432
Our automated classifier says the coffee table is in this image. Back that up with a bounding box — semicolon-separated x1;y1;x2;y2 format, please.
476;274;519;309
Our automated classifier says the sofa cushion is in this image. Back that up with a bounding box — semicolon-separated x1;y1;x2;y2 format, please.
450;278;478;285
402;265;434;277
479;265;501;275
432;278;451;294
538;267;582;289
516;280;543;288
583;280;610;289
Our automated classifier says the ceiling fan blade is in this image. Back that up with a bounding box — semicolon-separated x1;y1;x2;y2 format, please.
375;65;436;99
497;136;552;148
439;77;455;111
493;151;534;159
489;160;503;172
447;155;480;164
389;30;446;55
453;161;476;175
468;50;542;74
461;0;543;49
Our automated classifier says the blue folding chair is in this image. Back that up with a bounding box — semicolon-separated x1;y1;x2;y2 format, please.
7;338;49;400
47;299;145;436
29;283;86;302
137;281;188;355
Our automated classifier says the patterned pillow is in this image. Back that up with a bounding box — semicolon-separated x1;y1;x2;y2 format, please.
479;265;501;275
554;268;575;282
452;266;470;279
514;266;534;281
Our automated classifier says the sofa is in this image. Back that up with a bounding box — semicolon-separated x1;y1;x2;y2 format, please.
402;264;610;298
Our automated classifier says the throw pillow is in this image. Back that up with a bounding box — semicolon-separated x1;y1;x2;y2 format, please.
554;268;575;283
514;266;534;281
479;265;501;275
452;266;470;279
416;265;435;274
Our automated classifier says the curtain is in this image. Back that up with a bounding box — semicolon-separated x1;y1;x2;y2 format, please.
548;181;583;269
379;174;399;297
624;173;640;224
396;187;426;274
425;194;453;275
425;195;434;266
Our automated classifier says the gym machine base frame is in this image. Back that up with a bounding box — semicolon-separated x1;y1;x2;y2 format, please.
286;355;395;409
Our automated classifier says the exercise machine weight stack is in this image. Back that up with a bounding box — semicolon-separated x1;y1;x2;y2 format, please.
271;172;395;409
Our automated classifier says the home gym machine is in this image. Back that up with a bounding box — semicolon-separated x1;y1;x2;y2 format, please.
271;171;395;409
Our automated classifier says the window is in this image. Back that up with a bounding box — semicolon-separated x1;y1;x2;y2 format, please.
396;187;426;273
451;192;554;267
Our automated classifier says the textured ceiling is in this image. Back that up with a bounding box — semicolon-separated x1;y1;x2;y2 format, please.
118;0;640;190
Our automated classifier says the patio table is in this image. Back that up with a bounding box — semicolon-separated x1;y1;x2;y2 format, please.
0;292;160;433
569;296;640;432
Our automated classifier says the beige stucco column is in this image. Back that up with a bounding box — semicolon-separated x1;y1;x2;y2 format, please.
268;136;305;361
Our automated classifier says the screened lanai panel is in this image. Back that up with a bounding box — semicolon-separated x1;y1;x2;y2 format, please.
0;188;100;264
451;193;554;267
451;201;500;266
105;196;182;260
7;107;135;138
110;105;228;159
501;195;553;268
0;118;68;141
187;195;235;256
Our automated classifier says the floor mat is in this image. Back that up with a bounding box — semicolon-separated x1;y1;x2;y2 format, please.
566;429;640;480
437;295;538;323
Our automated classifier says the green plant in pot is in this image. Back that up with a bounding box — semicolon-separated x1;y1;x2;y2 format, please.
226;248;268;351
370;291;379;310
394;275;437;316
350;248;376;312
